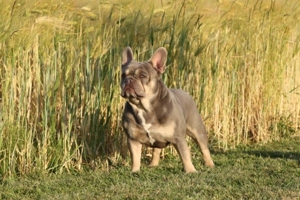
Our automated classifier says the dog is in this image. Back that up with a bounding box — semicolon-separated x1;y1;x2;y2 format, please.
121;46;214;173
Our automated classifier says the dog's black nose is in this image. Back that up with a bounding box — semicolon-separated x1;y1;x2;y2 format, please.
124;77;133;84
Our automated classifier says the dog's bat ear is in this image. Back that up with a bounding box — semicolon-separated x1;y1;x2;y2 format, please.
149;47;167;74
122;46;133;66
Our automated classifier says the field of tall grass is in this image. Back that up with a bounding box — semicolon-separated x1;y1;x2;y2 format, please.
0;0;299;177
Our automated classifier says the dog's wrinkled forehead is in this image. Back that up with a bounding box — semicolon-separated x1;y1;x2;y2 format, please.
123;60;156;75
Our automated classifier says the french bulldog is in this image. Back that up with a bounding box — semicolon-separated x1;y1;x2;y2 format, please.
121;46;214;173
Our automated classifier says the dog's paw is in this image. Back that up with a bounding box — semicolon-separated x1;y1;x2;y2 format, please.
185;169;197;174
205;160;215;168
131;167;141;173
184;165;197;173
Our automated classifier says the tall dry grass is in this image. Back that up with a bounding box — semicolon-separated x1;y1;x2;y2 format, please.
0;0;299;177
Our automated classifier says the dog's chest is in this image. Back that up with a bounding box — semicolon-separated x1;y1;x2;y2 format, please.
137;110;175;144
137;111;155;144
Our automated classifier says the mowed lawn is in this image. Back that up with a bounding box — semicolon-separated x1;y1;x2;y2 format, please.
1;137;300;200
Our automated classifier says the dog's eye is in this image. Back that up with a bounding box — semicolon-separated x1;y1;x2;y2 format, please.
121;73;126;79
140;74;147;78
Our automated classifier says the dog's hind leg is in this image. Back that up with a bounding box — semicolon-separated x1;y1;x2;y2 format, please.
149;148;162;167
186;115;214;168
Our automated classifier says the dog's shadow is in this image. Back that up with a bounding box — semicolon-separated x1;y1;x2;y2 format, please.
211;148;300;165
242;150;300;164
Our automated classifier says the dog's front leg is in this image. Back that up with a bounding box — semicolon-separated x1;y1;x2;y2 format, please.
127;138;142;172
174;139;197;173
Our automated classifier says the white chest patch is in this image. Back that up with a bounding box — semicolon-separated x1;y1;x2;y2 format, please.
137;110;155;144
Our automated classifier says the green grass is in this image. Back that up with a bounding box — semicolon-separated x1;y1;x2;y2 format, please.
0;0;299;177
1;137;300;199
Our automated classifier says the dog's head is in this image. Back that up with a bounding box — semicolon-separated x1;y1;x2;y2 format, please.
120;47;167;104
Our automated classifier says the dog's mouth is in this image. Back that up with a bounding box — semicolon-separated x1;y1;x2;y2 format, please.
121;86;137;98
121;81;145;99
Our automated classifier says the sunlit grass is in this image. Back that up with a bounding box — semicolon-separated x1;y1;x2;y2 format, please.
1;137;300;199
